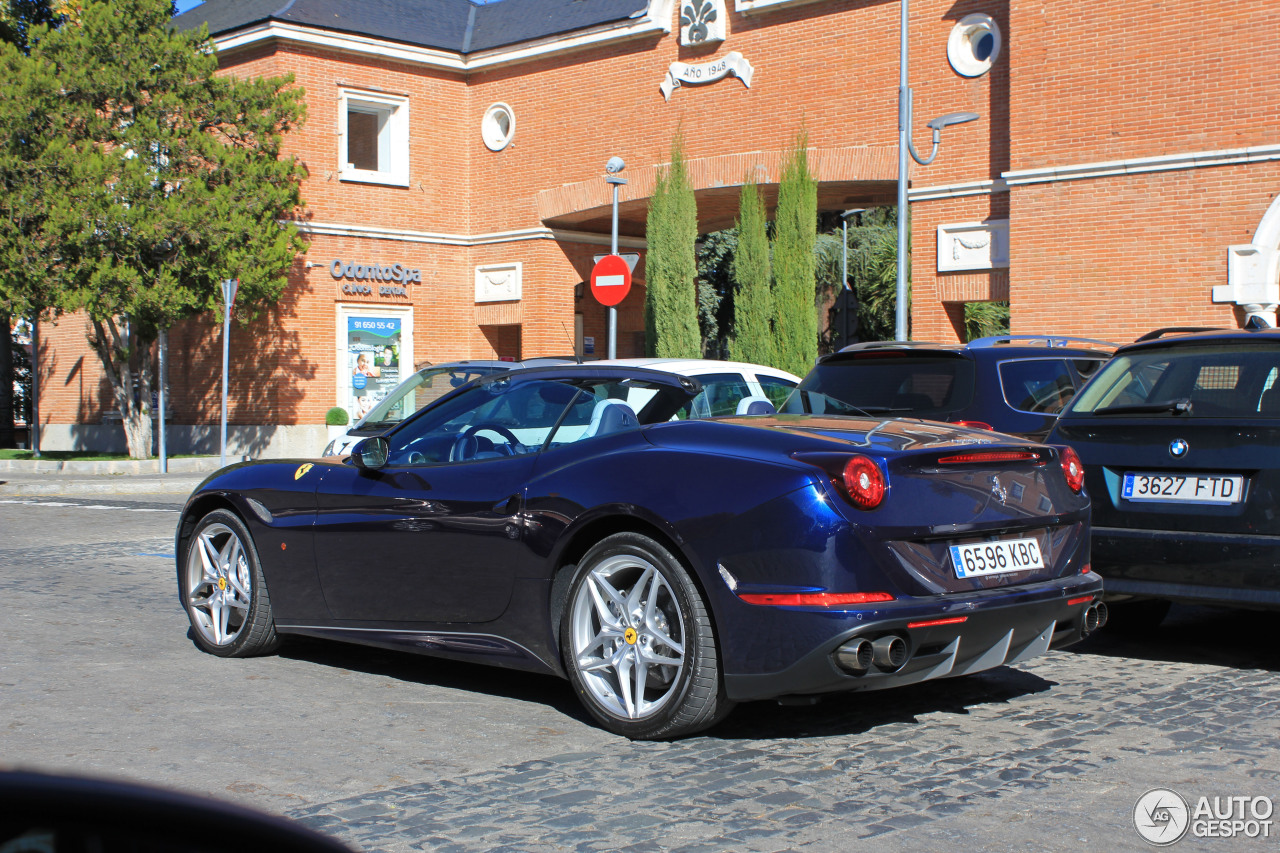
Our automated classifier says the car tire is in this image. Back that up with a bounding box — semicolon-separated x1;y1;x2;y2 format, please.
1105;599;1171;635
180;509;280;658
561;532;732;739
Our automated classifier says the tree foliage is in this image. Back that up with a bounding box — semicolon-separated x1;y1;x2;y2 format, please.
964;300;1010;341
771;134;818;377
727;179;773;366
643;133;700;358
0;0;307;457
694;228;734;358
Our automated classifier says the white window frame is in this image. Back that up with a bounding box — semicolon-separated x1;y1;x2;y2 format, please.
339;89;410;187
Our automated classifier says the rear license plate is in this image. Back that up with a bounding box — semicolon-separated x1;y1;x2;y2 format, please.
1121;472;1244;504
950;537;1044;578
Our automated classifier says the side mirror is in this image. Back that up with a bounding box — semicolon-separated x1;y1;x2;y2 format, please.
350;436;389;470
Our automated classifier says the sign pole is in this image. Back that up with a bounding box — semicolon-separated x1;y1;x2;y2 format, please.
158;328;167;473
219;278;238;467
606;175;627;359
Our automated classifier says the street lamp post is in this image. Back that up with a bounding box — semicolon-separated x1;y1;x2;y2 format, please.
219;278;237;467
896;0;979;341
605;156;627;359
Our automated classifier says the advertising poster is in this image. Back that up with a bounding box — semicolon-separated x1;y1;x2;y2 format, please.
347;317;402;422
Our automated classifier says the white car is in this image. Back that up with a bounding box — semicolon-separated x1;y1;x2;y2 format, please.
576;358;801;418
323;358;572;456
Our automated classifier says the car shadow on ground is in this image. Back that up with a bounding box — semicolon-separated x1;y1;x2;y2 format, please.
1071;603;1280;672
711;666;1055;741
275;635;594;724
272;633;1059;741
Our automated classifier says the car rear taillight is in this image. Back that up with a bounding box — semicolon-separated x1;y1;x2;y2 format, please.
843;455;886;509
1060;446;1085;493
955;419;994;430
738;591;894;607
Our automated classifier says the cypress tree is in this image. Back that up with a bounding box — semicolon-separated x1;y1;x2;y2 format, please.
644;134;700;358
727;178;773;366
772;134;818;378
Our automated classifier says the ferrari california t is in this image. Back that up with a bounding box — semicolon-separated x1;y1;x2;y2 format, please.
177;363;1103;739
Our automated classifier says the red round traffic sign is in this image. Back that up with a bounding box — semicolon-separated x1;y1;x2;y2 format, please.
590;254;632;307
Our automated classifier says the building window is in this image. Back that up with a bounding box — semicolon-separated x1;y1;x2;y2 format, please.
340;90;409;186
947;13;1001;78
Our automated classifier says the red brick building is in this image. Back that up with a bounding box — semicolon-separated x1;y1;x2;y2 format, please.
36;0;1280;455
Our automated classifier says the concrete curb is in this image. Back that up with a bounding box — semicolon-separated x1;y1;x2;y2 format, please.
0;476;205;496
0;456;242;475
0;457;236;496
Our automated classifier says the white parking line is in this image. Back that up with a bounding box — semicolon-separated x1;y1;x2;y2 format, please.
0;499;178;513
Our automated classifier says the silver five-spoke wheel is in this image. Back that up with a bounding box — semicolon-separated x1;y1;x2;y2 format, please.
561;533;730;739
181;509;279;657
187;521;252;646
570;554;686;720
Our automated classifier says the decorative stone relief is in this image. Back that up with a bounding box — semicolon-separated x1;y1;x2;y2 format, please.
475;262;522;303
680;0;727;45
937;220;1009;272
660;52;754;101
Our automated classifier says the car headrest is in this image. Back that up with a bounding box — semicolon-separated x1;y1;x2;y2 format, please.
735;395;777;415
585;399;639;437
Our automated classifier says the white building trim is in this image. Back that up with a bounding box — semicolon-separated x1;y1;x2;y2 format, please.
1003;143;1280;187
910;179;1006;202
911;144;1280;201
212;0;675;72
296;220;647;250
734;0;827;14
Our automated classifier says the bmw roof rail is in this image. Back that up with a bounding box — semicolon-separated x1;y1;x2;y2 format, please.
837;340;948;352
1135;327;1224;342
966;334;1119;350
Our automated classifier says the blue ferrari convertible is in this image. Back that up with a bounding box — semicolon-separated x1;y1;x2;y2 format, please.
177;363;1103;739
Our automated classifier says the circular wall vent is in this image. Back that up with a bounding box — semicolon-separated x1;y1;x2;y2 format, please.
482;103;515;151
947;14;1002;78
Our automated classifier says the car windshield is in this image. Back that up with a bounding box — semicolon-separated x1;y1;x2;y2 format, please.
380;374;694;466
783;355;976;417
358;365;509;427
1067;343;1280;418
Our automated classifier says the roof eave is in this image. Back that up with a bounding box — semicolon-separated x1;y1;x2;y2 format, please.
210;0;674;73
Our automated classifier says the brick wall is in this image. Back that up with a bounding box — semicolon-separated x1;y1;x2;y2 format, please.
35;0;1280;441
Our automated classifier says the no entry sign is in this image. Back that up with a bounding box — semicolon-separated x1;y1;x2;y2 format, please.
590;254;632;307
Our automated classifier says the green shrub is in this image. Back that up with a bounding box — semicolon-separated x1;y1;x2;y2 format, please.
325;406;350;426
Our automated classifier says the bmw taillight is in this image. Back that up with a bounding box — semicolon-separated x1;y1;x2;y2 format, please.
843;455;886;509
1060;446;1085;493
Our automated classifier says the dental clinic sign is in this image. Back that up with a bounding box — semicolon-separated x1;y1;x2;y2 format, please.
331;258;420;297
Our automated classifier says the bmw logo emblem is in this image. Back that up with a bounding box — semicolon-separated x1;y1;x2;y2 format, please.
1169;438;1189;458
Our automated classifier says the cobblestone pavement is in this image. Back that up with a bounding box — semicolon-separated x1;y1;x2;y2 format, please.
3;496;1278;852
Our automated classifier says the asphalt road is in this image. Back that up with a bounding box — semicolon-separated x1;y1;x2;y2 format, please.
2;493;1278;852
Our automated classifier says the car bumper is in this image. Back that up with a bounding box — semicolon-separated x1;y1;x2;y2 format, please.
721;573;1103;702
1094;526;1280;607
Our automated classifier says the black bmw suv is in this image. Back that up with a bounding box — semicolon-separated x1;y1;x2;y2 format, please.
784;335;1114;440
1048;326;1280;629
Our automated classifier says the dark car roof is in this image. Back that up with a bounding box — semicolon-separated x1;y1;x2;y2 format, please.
1117;326;1280;354
173;0;650;53
822;335;1116;365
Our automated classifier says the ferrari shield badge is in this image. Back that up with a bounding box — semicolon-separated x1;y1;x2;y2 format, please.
294;463;314;480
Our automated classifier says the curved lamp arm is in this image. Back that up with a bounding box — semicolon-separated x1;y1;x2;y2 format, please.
904;88;979;165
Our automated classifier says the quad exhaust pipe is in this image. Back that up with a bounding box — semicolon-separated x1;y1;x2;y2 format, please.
872;635;908;670
834;634;908;674
1082;601;1109;635
834;637;874;672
